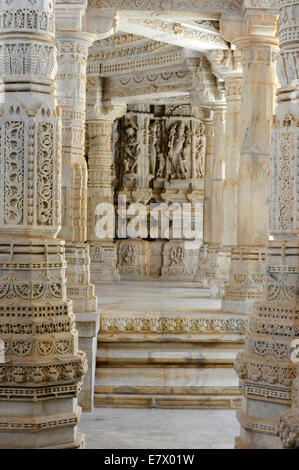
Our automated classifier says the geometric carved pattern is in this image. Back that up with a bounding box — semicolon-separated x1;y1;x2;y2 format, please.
101;315;248;334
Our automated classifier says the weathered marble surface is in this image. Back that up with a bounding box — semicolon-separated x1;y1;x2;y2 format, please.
79;408;240;449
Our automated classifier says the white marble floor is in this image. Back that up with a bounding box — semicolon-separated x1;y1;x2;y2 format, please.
96;281;221;315
79;408;239;449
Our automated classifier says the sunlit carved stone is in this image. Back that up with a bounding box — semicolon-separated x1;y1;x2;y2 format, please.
0;0;86;448
55;24;99;412
221;11;279;316
235;0;299;449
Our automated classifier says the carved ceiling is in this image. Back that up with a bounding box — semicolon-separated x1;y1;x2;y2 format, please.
117;15;229;52
57;0;278;107
87;0;243;13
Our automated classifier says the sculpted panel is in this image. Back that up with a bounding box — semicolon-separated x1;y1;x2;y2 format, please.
88;0;242;12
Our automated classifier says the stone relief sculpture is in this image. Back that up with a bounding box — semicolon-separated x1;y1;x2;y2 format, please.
122;116;141;178
194;122;206;179
149;120;158;178
166;121;190;179
113;105;205;280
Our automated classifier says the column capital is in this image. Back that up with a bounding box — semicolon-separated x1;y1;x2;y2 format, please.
208;50;243;81
220;8;279;48
55;30;96;46
55;0;88;32
56;0;118;40
186;58;219;107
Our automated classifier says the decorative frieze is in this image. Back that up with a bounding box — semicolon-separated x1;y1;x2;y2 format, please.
87;0;243;13
101;313;248;335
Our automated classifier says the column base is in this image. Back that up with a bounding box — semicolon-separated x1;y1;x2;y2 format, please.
65;244;99;411
222;245;265;315
280;409;299;449
76;312;100;412
65;244;97;311
117;240;151;281
89;242;120;283
195;244;231;297
0;397;84;449
161;240;200;281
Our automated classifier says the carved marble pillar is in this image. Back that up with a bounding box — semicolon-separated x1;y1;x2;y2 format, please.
0;0;87;448
87;118;116;282
86;100;125;282
235;0;299;448
222;72;242;248
55;31;99;413
202;115;214;250
221;14;278;315
196;50;243;293
197;102;230;294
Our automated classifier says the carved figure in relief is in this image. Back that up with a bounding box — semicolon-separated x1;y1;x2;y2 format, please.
167;121;190;179
149;120;158;178
177;128;190;178
170;246;185;266
156;151;166;179
195;133;206;179
122;117;140;176
122;244;136;265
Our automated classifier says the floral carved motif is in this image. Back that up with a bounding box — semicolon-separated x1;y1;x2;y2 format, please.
37;122;54;226
4;121;24;225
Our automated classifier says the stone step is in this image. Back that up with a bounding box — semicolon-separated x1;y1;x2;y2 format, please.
95;340;243;407
94;390;241;410
96;342;244;366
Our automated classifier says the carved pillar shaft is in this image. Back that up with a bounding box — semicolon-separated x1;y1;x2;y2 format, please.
236;0;299;448
87;117;120;282
197;103;230;293
86;55;125;282
222;74;242;247
0;1;86;448
55;32;99;412
223;37;278;315
56;33;92;243
211;104;226;246
202;116;214;246
87;119;114;206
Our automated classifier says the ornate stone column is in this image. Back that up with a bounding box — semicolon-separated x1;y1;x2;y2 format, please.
221;10;278;315
217;52;243;249
54;28;100;412
201;114;214;253
235;0;299;448
86;56;125;282
0;0;86;448
195;83;230;294
204;50;243;295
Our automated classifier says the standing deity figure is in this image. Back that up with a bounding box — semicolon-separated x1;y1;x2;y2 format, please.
122;117;140;175
177;126;191;178
170;246;185;265
195;134;206;178
149;120;158;178
167;121;186;179
167;121;190;179
156;152;166;179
